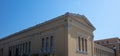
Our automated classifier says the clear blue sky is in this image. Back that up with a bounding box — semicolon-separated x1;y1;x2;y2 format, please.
0;0;120;40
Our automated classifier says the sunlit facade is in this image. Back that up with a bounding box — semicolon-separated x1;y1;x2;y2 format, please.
0;12;117;56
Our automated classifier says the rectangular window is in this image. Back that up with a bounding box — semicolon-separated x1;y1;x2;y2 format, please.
13;46;15;56
28;41;31;55
50;36;53;48
11;46;13;56
23;43;25;53
20;44;22;56
26;43;29;55
9;47;11;56
2;48;3;56
18;44;20;56
50;36;54;52
82;38;84;51
119;44;120;51
25;42;27;54
85;39;87;52
21;44;23;55
46;37;49;52
42;38;44;49
77;37;88;53
78;37;81;51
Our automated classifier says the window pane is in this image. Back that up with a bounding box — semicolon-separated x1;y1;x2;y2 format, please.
28;41;31;55
42;38;44;49
82;38;84;51
50;36;53;48
46;37;49;52
85;39;87;52
78;37;81;51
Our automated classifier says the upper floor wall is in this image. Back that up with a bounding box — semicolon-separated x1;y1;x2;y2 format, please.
66;13;95;56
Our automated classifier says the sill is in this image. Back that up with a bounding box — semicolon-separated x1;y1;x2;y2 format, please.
76;49;88;54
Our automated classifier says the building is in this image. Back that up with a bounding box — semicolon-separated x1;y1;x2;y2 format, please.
95;37;120;56
0;12;117;56
94;43;114;56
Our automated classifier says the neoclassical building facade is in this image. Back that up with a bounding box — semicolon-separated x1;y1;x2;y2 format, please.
0;12;117;56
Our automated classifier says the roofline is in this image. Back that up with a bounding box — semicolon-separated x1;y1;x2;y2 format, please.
0;13;66;41
82;15;96;30
0;12;96;41
67;13;96;30
94;37;119;41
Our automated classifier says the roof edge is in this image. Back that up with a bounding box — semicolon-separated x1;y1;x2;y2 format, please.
0;13;67;41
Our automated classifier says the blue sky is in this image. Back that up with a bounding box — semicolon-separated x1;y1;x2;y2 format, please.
0;0;120;40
